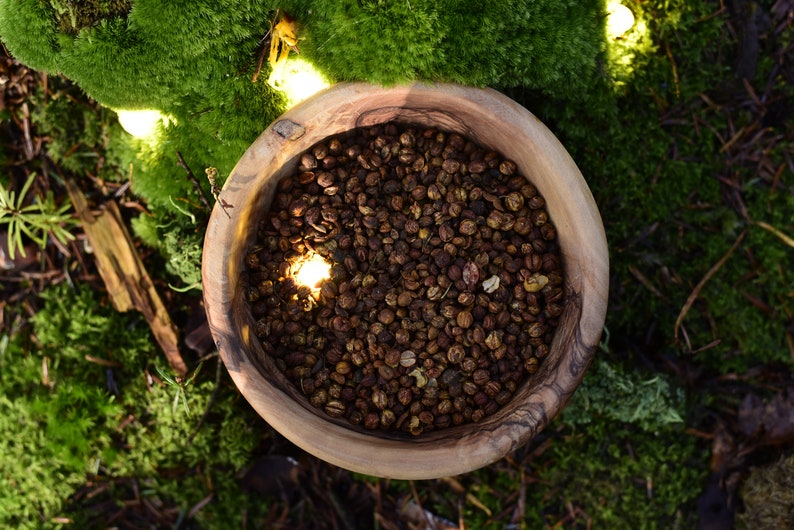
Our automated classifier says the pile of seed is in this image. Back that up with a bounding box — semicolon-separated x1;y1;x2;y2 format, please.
244;122;564;436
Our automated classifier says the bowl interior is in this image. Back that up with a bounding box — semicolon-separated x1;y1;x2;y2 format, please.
202;82;608;479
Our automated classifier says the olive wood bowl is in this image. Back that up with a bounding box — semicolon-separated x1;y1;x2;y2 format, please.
202;82;609;479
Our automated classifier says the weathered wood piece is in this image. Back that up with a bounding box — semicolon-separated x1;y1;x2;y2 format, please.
65;178;188;376
202;83;609;479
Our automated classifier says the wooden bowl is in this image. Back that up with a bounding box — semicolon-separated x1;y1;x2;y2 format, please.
202;82;608;479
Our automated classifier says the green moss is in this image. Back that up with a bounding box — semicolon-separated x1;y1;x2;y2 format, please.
0;285;149;527
130;212;203;289
0;0;60;71
286;0;605;95
1;284;268;525
737;454;794;529
539;422;706;528
562;357;684;432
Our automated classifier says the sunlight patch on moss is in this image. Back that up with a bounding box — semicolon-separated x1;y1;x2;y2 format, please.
267;56;331;107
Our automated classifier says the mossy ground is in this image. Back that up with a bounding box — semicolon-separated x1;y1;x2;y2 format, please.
1;0;793;527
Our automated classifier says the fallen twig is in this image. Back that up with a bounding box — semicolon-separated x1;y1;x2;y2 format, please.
64;177;188;376
674;229;747;341
176;151;212;211
752;220;794;248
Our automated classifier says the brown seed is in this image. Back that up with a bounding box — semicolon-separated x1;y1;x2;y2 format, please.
427;285;445;301
300;153;317;170
528;322;546;338
499;160;517;175
378;364;395;380
459;219;478;236
468;160;487;174
472;369;490;386
337;291;357;310
398;387;413;405
372;389;388;410
473;391;489;407
457;291;475;306
447;344;465;364
364;413;380;429
319;281;337;301
335;360;352;375
397;291;413;307
462;261;480;290
525;357;539;374
400;350;417;367
484;380;501;397
317;172;335;187
418;410;434;425
360;372;377;387
310;389;328;408
541;223;557;240
330;316;351;332
484;331;503;350
325;400;346;417
407;415;423;435
527;195;545;209
441;158;461;174
380;410;396;428
456;310;474;329
439;223;454;242
461;357;478;373
289;198;308;217
378;308;395;325
384;349;401;367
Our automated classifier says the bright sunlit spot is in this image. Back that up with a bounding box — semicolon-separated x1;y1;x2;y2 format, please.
291;253;331;293
267;56;331;107
604;1;649;86
116;109;167;138
606;1;635;38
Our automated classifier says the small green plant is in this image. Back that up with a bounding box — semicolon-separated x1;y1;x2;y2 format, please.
563;357;685;432
0;173;75;259
155;361;204;416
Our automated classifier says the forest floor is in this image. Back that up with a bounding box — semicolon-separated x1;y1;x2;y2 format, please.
2;2;794;528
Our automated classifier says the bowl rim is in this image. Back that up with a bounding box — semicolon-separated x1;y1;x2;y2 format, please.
202;82;609;479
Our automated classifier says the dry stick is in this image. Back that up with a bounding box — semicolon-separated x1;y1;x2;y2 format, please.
752;220;794;248
409;480;431;529
176;151;212;211
628;265;671;304
64;178;188;376
664;40;681;99
674;229;748;341
252;10;277;83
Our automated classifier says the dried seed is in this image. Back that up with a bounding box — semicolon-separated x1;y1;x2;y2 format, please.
400;350;417;367
324;400;346;417
456;310;474;329
523;273;549;293
447;344;465;364
462;261;480;290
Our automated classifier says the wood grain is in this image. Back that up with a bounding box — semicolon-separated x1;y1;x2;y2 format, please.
66;178;187;376
202;83;609;479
